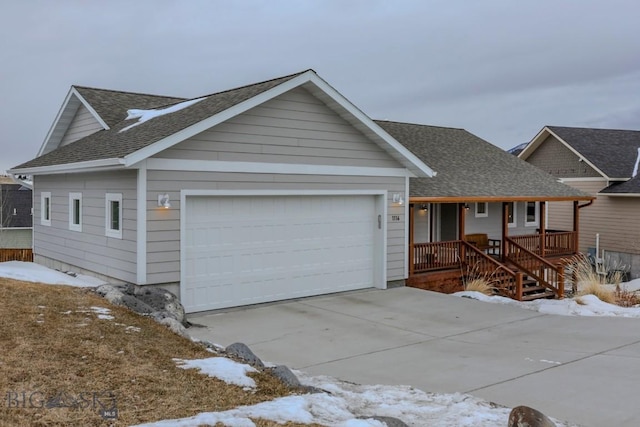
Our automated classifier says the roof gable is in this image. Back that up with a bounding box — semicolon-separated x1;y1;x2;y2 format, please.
520;126;640;179
12;70;434;178
377;120;591;200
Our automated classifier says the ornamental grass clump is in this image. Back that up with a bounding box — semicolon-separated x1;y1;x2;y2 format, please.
566;254;626;305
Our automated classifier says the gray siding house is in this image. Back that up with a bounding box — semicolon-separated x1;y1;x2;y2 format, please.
520;126;640;278
10;70;434;312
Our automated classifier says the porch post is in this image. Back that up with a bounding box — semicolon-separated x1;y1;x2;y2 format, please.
540;201;546;257
459;203;467;261
458;203;466;240
573;201;579;254
409;204;415;276
501;202;509;262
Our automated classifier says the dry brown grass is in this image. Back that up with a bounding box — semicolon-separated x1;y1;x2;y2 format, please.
0;277;323;426
566;254;630;305
575;281;616;304
463;278;493;296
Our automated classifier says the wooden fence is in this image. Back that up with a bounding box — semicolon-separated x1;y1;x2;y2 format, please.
0;249;34;262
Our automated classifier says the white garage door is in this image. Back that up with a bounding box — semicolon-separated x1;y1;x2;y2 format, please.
182;195;379;312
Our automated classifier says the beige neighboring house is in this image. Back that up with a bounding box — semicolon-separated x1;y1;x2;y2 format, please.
9;69;435;313
519;126;640;278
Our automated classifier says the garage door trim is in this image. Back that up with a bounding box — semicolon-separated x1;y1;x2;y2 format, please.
180;189;388;311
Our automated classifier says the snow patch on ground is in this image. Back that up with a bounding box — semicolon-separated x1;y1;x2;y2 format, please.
134;370;577;427
0;261;105;287
173;357;258;388
455;288;640;318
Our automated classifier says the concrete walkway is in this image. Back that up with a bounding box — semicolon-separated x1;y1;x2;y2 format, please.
188;287;640;427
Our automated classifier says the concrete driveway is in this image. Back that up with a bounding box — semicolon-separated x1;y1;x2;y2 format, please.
188;287;640;427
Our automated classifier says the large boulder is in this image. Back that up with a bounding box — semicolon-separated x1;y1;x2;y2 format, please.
94;284;187;326
225;342;265;369
509;405;557;427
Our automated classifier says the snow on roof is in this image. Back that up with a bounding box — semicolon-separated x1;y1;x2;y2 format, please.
119;97;207;133
633;147;640;178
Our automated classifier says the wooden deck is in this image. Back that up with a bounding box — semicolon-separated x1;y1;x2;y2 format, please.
408;232;576;301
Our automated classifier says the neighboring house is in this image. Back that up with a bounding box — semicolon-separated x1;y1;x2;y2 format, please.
9;70;434;313
0;176;33;249
376;122;593;299
519;126;640;278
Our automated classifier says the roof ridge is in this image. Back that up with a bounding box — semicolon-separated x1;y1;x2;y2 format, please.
73;85;186;101
196;69;313;99
547;125;640;133
374;119;465;131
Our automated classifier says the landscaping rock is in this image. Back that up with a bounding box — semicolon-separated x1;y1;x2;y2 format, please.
225;342;265;369
153;315;190;339
359;416;408;427
508;405;557;427
93;282;192;341
130;284;186;325
268;365;301;388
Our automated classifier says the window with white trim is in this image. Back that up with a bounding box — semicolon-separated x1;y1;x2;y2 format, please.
525;201;539;227
41;192;51;226
507;202;516;228
105;193;123;239
69;192;82;232
475;202;488;218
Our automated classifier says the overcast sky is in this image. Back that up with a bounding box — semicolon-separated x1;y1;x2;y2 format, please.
1;0;639;173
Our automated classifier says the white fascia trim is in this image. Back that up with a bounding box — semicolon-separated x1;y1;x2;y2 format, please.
124;72;319;166
0;227;33;230
598;192;640;197
146;158;412;177
124;70;434;178
183;189;387;197
559;177;608;183
544;128;609;179
517;127;548;160
305;74;435;178
9;158;126;175
136;162;147;284
71;87;110;130
38;88;76;157
403;176;410;279
36;87;109;158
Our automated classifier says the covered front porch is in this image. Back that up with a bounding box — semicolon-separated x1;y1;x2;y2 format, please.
408;198;589;301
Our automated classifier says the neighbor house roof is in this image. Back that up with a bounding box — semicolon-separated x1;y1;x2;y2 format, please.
520;126;640;180
375;120;592;202
11;70;434;178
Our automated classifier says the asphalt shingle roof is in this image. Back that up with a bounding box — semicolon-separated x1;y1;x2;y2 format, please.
600;175;640;194
375;120;590;199
14;71;307;169
74;86;186;127
547;126;640;179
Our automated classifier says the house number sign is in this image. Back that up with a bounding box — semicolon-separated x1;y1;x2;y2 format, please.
391;215;401;221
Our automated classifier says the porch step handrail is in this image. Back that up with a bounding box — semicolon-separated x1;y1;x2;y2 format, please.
461;241;524;300
505;237;564;299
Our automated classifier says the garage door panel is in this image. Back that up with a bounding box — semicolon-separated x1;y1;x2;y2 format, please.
183;195;379;312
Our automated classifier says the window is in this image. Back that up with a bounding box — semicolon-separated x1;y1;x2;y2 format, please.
41;192;51;226
525;201;539;227
475;202;488;218
507;202;516;228
69;192;82;232
105;193;123;239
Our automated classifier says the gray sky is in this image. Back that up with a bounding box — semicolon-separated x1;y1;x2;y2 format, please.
1;0;639;173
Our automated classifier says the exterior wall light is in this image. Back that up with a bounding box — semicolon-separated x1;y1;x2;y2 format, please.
392;193;404;205
158;194;171;209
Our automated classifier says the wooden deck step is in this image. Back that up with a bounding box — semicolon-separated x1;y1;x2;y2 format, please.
520;290;557;301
